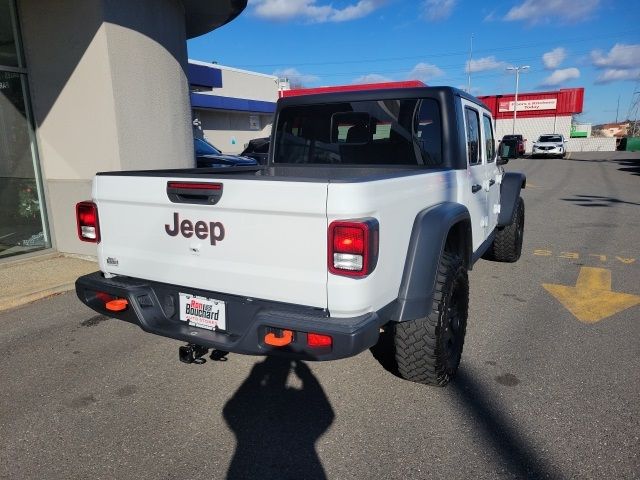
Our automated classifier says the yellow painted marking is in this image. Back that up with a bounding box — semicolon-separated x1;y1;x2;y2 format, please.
543;267;640;324
534;249;553;256
588;254;607;262
558;252;579;259
616;256;636;264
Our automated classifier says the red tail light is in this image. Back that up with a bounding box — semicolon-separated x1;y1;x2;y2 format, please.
76;201;100;243
307;333;333;347
328;219;378;277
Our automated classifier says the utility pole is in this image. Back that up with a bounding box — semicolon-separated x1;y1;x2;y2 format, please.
506;65;530;134
467;33;473;93
616;94;620;124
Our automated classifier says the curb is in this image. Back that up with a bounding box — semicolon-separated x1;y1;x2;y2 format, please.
0;282;76;313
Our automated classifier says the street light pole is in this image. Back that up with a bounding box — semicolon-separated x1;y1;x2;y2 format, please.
506;65;530;134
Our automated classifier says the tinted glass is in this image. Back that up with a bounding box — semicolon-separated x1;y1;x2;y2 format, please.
0;71;50;257
274;98;442;166
483;114;495;162
0;0;19;68
539;135;562;142
464;107;481;165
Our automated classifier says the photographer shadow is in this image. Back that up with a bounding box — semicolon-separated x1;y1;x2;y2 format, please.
223;357;335;480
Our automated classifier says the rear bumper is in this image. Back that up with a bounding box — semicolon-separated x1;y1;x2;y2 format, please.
75;272;384;361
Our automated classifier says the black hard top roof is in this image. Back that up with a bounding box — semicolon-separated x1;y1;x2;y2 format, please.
277;86;488;110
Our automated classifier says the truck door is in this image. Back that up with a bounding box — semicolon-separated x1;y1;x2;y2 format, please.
482;113;501;233
461;101;488;251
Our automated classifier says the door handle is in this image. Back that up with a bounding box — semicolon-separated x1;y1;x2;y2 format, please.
472;184;482;193
489;179;496;186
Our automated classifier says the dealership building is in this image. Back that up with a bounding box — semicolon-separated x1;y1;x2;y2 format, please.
478;88;585;152
0;0;248;261
188;60;279;154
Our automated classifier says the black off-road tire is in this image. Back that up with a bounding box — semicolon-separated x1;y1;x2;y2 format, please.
392;251;469;386
485;196;524;263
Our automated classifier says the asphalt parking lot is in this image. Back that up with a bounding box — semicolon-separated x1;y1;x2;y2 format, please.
1;152;638;480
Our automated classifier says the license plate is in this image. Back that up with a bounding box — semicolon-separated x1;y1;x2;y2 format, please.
178;293;226;331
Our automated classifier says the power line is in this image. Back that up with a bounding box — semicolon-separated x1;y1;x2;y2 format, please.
235;29;639;68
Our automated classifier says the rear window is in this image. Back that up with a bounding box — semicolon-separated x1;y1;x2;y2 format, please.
273;98;442;166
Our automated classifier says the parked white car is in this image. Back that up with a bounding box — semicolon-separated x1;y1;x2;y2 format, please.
532;134;567;158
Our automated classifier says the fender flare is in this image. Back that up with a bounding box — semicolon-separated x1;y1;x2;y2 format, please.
498;172;526;226
392;202;472;323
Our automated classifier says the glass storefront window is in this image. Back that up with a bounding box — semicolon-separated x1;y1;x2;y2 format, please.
1;0;50;258
0;0;20;68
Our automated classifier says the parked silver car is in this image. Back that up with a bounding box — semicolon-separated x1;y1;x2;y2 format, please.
531;134;567;158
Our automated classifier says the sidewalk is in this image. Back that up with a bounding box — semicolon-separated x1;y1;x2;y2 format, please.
0;253;97;312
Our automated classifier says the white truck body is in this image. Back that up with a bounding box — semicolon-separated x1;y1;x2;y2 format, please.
76;86;525;377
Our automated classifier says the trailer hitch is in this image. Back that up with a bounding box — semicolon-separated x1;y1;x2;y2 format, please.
179;343;209;364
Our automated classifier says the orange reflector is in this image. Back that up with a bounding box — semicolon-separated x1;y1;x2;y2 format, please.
105;298;128;312
264;329;294;347
307;333;332;347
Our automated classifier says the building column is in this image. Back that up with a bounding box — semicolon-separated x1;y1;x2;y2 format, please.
18;0;193;255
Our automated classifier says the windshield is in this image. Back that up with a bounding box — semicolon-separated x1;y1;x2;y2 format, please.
194;138;222;156
538;135;562;143
273;98;442;167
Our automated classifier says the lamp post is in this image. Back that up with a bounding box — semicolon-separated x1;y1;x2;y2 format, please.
506;65;530;134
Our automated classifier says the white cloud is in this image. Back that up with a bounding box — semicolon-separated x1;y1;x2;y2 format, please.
595;68;640;84
250;0;386;23
352;73;393;84
273;67;319;84
422;0;456;21
540;67;580;86
591;43;640;69
542;47;566;70
483;11;496;22
505;0;599;24
407;62;445;82
465;56;507;73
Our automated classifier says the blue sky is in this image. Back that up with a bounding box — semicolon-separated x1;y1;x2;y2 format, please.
187;0;640;125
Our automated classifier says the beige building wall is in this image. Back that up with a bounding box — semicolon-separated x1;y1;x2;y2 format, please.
18;0;193;255
198;110;272;154
496;116;572;153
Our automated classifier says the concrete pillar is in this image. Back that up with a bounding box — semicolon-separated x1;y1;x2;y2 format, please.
18;0;193;255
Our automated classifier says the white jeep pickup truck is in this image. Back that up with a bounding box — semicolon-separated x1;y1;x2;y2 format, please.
75;87;525;386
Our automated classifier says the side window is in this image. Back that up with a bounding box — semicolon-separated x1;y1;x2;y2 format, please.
415;99;442;166
464;106;481;166
483;114;496;163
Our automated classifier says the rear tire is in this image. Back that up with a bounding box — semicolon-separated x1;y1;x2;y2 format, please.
392;251;469;386
485;196;524;262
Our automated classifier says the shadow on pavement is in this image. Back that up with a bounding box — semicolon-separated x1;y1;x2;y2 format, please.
561;194;640;207
451;369;556;479
223;357;334;480
370;332;555;479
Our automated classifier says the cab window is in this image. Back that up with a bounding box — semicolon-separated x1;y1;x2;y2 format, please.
464;107;481;165
483;114;496;163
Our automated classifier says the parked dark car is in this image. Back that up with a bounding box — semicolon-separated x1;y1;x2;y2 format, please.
501;134;526;157
240;137;270;165
194;137;258;168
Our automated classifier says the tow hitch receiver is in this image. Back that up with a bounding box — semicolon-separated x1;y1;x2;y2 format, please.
179;344;229;364
179;343;208;364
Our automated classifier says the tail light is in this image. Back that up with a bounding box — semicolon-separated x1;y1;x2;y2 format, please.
307;333;332;347
328;219;378;277
76;201;100;243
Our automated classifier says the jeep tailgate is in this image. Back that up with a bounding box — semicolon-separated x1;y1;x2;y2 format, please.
93;174;328;308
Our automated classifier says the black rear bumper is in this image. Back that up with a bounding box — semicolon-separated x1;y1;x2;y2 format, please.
75;272;384;361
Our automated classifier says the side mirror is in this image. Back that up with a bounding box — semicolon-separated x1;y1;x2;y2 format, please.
497;143;510;165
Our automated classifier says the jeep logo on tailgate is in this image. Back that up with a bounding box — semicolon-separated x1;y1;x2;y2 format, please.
165;212;225;245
